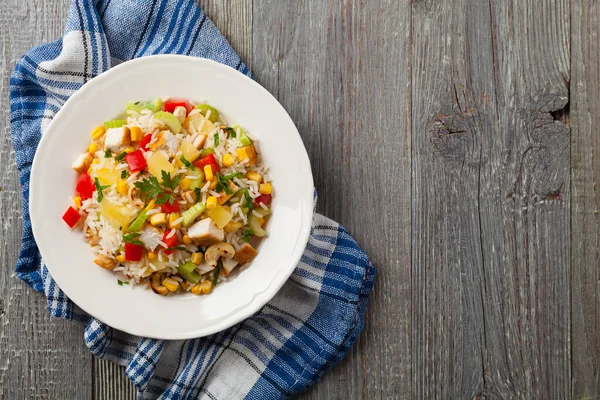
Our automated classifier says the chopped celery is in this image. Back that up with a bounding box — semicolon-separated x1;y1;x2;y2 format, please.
232;124;252;146
188;173;205;190
178;262;201;284
128;210;148;232
126;101;143;114
248;214;266;237
142;97;163;112
182;202;206;227
104;119;128;129
194;104;219;123
199;148;215;157
154;111;182;134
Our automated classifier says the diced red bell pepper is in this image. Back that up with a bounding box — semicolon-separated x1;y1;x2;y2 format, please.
254;194;272;207
76;172;95;200
125;149;147;172
62;206;82;228
124;243;143;261
160;200;180;213
140;133;153;151
162;230;179;255
163;100;193;115
193;153;221;173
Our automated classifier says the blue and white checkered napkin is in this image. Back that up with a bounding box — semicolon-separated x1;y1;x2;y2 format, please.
10;0;375;398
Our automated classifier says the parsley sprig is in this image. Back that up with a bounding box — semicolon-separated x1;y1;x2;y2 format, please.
94;177;110;202
242;228;254;243
123;232;143;246
215;172;241;194
134;170;181;205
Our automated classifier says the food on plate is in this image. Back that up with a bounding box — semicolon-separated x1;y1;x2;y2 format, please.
64;98;273;295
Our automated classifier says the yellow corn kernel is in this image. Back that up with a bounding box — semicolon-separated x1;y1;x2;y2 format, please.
258;217;265;227
209;179;217;190
169;212;181;229
191;283;202;295
201;280;213;294
191;252;203;264
130;126;144;142
162;277;179;292
222;153;235;167
87;167;93;174
236;145;257;165
206;196;218;210
117;180;128;196
88;142;98;154
259;182;272;195
147;251;157;260
224;221;243;233
92;159;100;165
179;178;191;190
149;212;167;226
116;254;126;263
246;171;262;183
203;165;214;181
74;196;82;209
124;146;135;153
180;281;189;291
182;234;192;245
145;200;156;211
91;125;105;140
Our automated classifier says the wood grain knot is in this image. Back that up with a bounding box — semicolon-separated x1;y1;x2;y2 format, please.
428;111;475;167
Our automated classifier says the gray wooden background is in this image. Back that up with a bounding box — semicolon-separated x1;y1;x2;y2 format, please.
0;0;597;399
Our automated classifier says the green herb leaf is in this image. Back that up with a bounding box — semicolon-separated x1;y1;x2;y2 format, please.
121;170;129;179
213;260;221;287
118;280;123;286
224;127;236;138
179;155;195;170
242;228;253;243
165;246;187;251
94;177;110;202
123;232;143;246
194;187;201;200
104;149;112;158
115;151;127;162
214;133;220;146
135;170;181;205
241;189;253;209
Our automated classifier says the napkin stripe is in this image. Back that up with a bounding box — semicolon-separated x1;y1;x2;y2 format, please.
10;1;374;398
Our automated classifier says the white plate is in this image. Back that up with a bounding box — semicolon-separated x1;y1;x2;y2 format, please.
29;55;313;339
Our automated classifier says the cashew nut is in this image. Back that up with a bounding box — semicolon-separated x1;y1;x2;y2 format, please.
204;242;235;266
150;272;168;295
128;185;145;209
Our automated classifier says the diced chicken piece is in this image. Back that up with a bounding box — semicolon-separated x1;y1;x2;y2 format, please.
221;257;239;276
193;134;208;150
163;131;182;156
187;218;224;246
104;126;131;151
173;106;187;124
148;131;166;152
72;152;94;173
183;112;216;136
234;243;258;265
196;261;215;275
139;225;163;251
236;145;258;166
94;254;116;270
218;181;239;205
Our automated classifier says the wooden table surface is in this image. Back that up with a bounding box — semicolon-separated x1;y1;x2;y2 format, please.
1;0;598;398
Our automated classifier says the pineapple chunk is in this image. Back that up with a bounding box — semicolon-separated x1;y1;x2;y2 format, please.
206;204;233;229
99;198;137;229
93;167;120;186
183;113;216;136
180;138;200;162
147;151;175;180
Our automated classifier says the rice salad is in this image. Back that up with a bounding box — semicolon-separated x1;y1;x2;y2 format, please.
62;98;273;296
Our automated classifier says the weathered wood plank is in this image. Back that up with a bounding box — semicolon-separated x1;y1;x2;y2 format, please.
411;0;570;398
92;1;253;398
571;0;600;398
0;0;92;399
252;1;412;398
